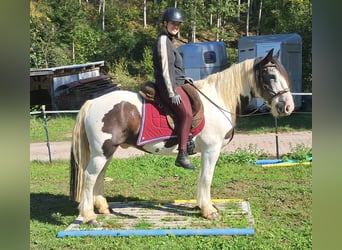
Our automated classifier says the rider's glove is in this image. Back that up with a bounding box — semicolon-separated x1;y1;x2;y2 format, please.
171;94;182;106
184;76;194;85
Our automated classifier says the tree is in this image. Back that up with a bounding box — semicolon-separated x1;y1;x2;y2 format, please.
258;0;312;91
72;24;103;63
246;0;250;36
30;1;63;68
143;0;147;28
99;0;105;30
257;0;263;35
30;0;311;91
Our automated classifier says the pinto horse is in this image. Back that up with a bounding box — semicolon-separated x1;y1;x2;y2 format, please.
70;49;294;223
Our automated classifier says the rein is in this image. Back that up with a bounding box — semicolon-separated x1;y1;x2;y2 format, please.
188;81;270;122
188;82;236;144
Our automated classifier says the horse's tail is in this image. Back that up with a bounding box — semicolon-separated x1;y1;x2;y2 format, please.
70;99;93;202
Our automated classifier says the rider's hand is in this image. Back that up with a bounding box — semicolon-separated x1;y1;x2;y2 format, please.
171;94;182;106
185;76;194;85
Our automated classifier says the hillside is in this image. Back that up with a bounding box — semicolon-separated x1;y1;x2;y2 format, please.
30;0;312;91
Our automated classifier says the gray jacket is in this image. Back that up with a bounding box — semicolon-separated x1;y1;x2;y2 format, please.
153;32;186;97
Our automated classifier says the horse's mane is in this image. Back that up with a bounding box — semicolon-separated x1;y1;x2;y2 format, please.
195;58;256;115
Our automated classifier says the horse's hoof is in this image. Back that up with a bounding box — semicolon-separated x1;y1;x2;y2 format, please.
208;212;220;220
87;219;98;225
98;208;111;214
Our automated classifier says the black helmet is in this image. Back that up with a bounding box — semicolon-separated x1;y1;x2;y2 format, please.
162;7;184;23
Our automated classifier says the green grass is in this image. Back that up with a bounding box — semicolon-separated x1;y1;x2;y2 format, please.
30;112;312;143
236;112;312;133
30;114;76;143
30;152;312;249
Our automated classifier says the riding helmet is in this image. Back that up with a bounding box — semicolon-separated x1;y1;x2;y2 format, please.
162;7;184;23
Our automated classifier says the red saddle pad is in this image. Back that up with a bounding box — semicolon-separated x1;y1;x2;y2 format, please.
137;100;204;146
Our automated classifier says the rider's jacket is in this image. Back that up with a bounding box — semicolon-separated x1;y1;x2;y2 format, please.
153;31;186;98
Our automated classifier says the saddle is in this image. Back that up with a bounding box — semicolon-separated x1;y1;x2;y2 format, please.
139;81;204;130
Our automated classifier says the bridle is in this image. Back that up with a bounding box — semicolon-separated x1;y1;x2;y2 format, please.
256;63;290;105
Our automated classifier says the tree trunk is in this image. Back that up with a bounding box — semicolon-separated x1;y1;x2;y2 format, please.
72;41;75;63
99;0;106;31
257;0;263;35
246;0;250;36
143;0;147;28
191;21;196;43
216;15;221;41
237;0;241;22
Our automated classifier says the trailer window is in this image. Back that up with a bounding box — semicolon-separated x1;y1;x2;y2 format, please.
204;51;216;64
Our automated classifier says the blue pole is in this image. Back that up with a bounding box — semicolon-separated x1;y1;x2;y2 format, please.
57;228;255;238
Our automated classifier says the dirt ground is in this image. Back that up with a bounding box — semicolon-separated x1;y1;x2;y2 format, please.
30;131;312;162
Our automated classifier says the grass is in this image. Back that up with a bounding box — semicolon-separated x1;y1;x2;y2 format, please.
30;148;312;249
235;112;312;133
30;112;312;143
30;114;76;142
30;106;312;248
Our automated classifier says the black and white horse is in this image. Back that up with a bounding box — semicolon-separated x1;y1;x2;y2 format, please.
69;49;294;223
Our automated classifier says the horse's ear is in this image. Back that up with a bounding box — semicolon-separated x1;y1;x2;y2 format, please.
259;48;274;66
274;50;280;59
265;48;274;61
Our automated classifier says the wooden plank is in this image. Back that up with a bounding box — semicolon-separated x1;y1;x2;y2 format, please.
63;200;255;232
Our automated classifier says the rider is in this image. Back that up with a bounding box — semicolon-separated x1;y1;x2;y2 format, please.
152;7;196;170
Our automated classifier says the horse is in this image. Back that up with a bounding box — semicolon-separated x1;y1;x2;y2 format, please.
69;49;295;223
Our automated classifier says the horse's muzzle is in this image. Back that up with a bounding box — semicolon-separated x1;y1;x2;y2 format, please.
275;100;294;116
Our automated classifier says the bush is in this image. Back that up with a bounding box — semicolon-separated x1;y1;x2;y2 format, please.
141;47;154;81
282;143;312;162
219;144;267;165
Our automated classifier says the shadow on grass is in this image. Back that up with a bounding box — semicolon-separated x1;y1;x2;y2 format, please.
30;193;78;225
106;195;202;219
30;193;202;225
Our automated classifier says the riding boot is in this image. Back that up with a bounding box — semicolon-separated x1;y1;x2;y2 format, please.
187;136;196;155
175;150;196;170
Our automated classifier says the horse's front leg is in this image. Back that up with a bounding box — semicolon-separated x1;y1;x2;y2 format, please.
197;148;221;220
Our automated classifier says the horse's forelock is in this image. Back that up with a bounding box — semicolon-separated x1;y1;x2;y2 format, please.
273;59;291;88
254;56;291;89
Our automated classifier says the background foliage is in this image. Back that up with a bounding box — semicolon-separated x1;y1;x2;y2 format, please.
30;0;312;91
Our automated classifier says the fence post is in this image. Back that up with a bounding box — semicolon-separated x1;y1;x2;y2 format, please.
41;105;52;163
274;117;279;159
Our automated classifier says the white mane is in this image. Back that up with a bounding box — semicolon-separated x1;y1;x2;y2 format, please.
195;58;256;116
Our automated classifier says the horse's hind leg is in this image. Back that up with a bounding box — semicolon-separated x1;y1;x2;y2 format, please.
94;157;113;215
78;155;108;223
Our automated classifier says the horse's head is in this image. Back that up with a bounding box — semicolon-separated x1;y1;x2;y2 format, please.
254;49;295;117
